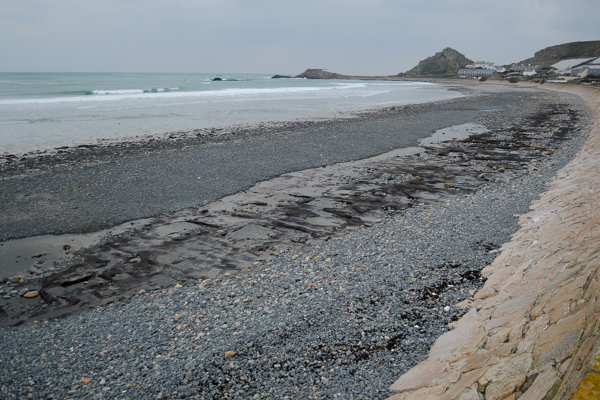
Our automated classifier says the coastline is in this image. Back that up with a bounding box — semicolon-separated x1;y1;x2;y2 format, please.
0;75;460;157
0;84;512;241
386;83;600;399
0;82;593;398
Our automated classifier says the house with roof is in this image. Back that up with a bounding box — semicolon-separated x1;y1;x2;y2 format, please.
458;68;495;78
459;60;505;77
464;61;506;73
510;64;540;73
571;57;600;76
550;58;600;75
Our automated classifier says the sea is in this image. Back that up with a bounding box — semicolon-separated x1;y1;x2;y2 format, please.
0;72;462;155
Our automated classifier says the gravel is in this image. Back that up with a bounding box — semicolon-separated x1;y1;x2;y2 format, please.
0;87;591;400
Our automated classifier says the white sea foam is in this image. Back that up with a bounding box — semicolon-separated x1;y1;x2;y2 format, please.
364;82;433;86
0;120;28;125
0;84;364;105
92;89;144;95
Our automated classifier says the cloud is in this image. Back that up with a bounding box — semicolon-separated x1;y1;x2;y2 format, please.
0;0;598;74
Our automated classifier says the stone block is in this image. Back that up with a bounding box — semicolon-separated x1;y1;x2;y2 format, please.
486;294;537;330
519;368;559;400
429;309;485;363
454;387;480;400
518;315;549;354
533;309;586;365
494;343;515;358
529;289;554;321
440;368;485;400
478;353;532;400
387;385;445;400
543;272;589;324
463;350;492;373
508;319;528;343
435;368;461;388
390;359;449;392
485;328;510;351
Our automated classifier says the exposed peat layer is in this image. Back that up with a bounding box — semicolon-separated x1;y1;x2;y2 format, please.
0;86;592;399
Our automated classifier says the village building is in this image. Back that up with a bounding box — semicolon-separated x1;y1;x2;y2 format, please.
459;60;505;77
570;57;600;76
550;57;600;75
458;68;495;78
510;63;540;72
464;61;506;73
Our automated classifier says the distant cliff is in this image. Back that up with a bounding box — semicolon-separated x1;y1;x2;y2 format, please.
519;40;600;66
402;47;473;76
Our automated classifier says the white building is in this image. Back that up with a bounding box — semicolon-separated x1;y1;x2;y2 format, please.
571;57;600;76
551;58;596;75
458;69;495;78
465;61;504;71
523;69;538;76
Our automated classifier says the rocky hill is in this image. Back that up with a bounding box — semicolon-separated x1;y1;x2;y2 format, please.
295;69;347;79
520;40;600;66
402;47;473;76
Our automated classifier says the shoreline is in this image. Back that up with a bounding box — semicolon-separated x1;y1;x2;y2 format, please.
0;84;516;242
0;85;586;324
0;78;462;158
0;82;593;398
385;83;600;400
0;80;470;160
0;84;592;399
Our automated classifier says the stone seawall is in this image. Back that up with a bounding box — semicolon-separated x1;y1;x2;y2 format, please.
387;85;600;400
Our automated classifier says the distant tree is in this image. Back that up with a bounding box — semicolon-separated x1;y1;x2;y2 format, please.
479;76;488;82
540;79;546;84
508;77;519;83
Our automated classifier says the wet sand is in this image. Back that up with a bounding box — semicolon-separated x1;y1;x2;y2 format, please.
0;84;527;241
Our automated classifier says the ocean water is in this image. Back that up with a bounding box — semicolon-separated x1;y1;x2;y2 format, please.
0;72;462;155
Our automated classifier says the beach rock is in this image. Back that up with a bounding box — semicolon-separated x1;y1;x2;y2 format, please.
455;388;481;400
478;353;531;399
80;377;91;385
212;77;223;81
295;69;346;79
112;273;132;281
228;224;277;240
519;368;559;400
225;351;236;359
23;291;39;298
390;359;448;391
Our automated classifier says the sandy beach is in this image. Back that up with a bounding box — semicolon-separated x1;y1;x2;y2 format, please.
0;82;593;399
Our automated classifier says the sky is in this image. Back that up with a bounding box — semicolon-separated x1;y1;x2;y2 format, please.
1;0;599;75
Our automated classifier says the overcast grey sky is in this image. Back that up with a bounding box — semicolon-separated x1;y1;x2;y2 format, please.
1;0;598;75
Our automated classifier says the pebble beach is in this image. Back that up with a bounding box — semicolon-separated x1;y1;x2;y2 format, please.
0;83;594;399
